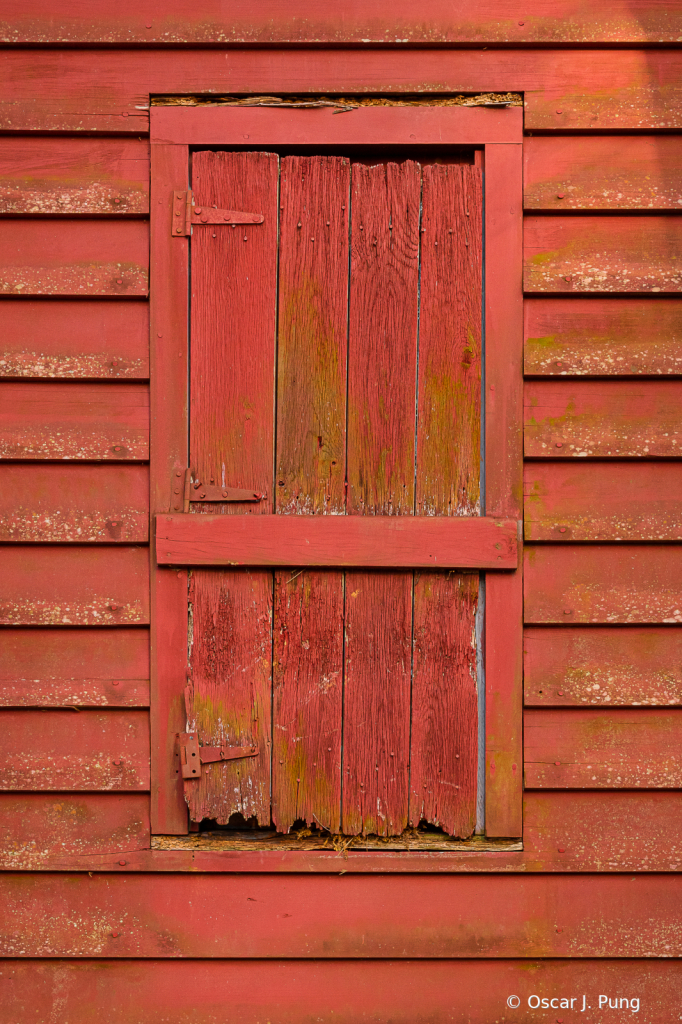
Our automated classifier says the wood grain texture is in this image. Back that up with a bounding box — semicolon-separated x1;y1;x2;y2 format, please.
525;627;682;707
524;137;682;211
525;545;682;625
0;300;149;380
0;221;148;296
0;709;150;791
0;546;149;626
2;872;682;957
524;380;682;458
0;794;150;869
524;708;682;789
0;382;149;460
2;961;681;1024
524;216;682;294
0;627;149;707
0;464;148;543
0;138;149;215
524;462;682;541
5;1;682;43
524;298;682;377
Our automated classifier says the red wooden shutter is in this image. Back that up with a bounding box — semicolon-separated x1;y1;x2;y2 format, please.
180;151;484;838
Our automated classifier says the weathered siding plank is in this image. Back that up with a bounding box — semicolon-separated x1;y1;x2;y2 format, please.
0;546;149;625
524;708;682;788
0;382;149;460
0;301;149;379
524;462;682;541
0;709;150;790
0;627;149;707
524;298;682;377
524;381;682;458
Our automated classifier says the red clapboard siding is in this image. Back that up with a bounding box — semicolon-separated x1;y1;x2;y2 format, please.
0;301;149;379
2;51;682;132
0;221;148;296
524;545;682;624
0;464;148;543
524;627;682;707
524;216;682;293
0;628;149;707
0;382;149;460
0;138;149;215
2;960;681;1024
4;1;682;43
524;381;682;458
0;794;150;868
0;546;149;625
524;463;682;541
523;791;682;873
0;709;150;791
524;137;682;211
2;873;682;957
524;298;682;377
524;708;682;788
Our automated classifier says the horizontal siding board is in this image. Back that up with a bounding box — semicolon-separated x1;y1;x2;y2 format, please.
0;300;149;379
1;51;682;132
0;464;148;543
524;217;682;293
0;709;150;791
0;627;149;707
524;137;682;211
524;708;682;788
0;382;149;460
524;545;682;624
1;873;681;957
524;298;682;377
524;462;682;541
0;794;150;868
524;626;682;707
0;221;148;296
0;139;149;215
0;546;150;625
524;380;682;458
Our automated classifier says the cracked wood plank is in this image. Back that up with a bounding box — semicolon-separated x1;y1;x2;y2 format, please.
0;464;148;543
524;380;682;458
524;626;682;707
0;627;149;707
0;138;149;215
0;301;148;380
524;544;682;624
524;707;682;788
524;137;682;211
0;709;150;791
524;298;682;377
0;382;149;460
524;216;682;293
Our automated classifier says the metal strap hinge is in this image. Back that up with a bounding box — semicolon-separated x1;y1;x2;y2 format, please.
170;468;263;512
178;732;259;779
173;190;264;236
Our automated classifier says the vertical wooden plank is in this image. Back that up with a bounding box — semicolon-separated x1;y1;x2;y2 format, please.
344;161;420;836
484;144;523;837
150;142;189;834
272;156;349;833
410;164;482;837
186;151;279;826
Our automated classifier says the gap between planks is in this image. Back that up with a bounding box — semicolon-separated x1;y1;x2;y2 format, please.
152;832;522;853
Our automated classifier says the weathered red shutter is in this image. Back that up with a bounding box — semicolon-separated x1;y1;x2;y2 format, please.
182;151;483;838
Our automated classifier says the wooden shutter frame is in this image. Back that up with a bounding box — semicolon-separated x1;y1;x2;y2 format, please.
149;105;523;844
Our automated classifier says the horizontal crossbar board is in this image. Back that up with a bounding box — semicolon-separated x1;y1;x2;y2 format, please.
156;514;518;569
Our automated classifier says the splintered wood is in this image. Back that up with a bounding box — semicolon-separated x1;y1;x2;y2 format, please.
185;153;483;837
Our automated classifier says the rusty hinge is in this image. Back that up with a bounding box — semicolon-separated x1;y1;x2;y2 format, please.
170;469;263;512
172;190;264;236
178;732;259;779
